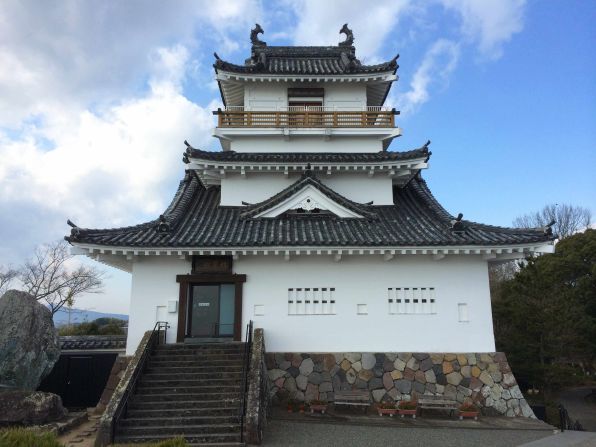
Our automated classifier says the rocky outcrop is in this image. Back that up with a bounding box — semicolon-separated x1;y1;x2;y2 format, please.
0;390;67;425
0;290;60;391
266;352;535;418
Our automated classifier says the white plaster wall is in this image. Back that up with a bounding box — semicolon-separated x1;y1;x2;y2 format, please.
245;84;286;110
324;84;367;109
244;83;367;110
236;255;496;353
220;172;393;206
229;136;384;153
127;256;191;355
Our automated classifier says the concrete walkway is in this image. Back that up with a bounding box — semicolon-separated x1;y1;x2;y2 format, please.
519;431;596;446
261;420;556;446
260;408;558;446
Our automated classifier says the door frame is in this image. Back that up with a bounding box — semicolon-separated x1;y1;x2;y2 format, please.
176;273;246;342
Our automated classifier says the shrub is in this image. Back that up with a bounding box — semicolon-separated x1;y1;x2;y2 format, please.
308;400;327;406
377;402;396;409
114;438;188;447
459;403;479;412
0;427;63;447
398;400;417;410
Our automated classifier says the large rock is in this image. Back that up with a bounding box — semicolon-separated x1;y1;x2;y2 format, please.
0;390;67;425
0;290;60;390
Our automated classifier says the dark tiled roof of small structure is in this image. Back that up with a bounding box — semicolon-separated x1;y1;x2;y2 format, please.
184;146;430;164
214;43;398;76
59;335;127;351
66;171;552;248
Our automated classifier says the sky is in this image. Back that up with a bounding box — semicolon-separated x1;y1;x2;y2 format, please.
0;0;594;315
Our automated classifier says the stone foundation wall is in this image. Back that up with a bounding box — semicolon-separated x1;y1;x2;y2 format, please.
95;356;130;414
265;352;534;418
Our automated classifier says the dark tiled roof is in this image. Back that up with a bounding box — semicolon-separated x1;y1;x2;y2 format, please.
214;44;398;76
184;146;430;164
66;171;552;248
59;335;127;351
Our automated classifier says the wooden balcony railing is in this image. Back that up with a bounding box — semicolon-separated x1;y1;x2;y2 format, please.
215;107;397;128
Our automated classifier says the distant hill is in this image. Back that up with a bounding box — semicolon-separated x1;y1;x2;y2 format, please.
53;308;129;327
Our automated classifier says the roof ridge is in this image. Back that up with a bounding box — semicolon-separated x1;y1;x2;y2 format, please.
240;170;376;219
65;171;203;242
406;175;551;237
183;144;430;164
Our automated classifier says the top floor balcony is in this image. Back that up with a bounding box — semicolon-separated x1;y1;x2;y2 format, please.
215;106;398;128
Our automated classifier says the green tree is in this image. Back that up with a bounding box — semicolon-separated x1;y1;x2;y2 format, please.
493;229;596;394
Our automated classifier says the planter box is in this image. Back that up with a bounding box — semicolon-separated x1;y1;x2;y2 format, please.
459;411;479;420
377;408;397;417
398;408;417;418
310;404;328;414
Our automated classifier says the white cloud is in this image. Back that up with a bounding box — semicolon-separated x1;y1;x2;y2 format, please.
396;39;460;114
440;0;526;59
289;0;411;59
0;45;215;237
0;0;261;127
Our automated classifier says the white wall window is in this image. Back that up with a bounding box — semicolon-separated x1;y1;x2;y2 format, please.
387;287;437;314
458;303;469;322
254;305;265;316
288;287;336;315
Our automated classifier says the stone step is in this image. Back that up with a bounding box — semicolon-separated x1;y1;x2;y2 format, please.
144;366;244;375
151;352;243;362
127;406;239;418
149;355;242;366
132;391;240;407
153;345;244;352
135;384;241;395
142;371;243;380
114;432;242;445
119;415;239;427
128;400;240;410
116;423;241;437
139;377;242;387
154;345;244;353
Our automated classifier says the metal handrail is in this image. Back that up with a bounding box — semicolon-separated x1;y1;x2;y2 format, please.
111;321;169;441
239;320;253;443
558;403;584;431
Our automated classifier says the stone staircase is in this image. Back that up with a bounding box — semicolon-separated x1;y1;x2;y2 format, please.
114;342;246;446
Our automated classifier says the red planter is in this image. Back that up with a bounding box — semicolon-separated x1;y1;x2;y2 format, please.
398;408;417;419
377;408;398;417
459;411;479;420
310;404;328;414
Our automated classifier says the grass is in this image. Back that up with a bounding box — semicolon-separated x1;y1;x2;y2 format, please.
112;437;188;446
0;427;188;447
0;427;63;447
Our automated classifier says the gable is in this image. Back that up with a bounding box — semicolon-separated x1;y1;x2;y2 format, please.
254;184;365;218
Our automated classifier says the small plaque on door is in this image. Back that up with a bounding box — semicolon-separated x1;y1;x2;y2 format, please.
198;302;210;307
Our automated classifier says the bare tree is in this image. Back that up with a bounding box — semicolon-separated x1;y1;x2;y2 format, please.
0;265;18;295
19;240;104;314
513;203;592;239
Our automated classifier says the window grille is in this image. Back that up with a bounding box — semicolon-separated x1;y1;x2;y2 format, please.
288;287;336;315
387;287;436;314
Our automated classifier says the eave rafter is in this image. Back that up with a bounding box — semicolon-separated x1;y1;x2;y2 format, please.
188;158;428;186
71;243;554;272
